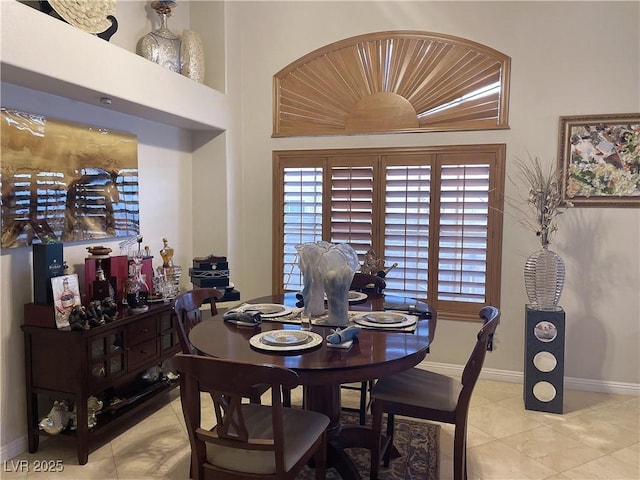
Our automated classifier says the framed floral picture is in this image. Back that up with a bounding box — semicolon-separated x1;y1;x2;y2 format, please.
558;113;640;207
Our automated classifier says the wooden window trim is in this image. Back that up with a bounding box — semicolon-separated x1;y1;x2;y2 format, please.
272;144;505;321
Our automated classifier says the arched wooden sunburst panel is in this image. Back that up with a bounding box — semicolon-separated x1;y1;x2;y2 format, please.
273;31;510;137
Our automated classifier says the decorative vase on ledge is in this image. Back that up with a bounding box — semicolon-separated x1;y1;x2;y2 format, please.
140;1;182;73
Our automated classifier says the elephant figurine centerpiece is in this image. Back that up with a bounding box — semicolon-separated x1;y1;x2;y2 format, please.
296;241;359;326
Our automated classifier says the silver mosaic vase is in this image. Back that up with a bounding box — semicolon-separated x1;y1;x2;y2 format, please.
140;12;181;73
524;245;565;311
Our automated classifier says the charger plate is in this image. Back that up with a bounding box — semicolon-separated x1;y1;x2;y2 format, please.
241;303;292;318
318;291;367;302
348;291;368;302
353;312;416;329
250;330;323;352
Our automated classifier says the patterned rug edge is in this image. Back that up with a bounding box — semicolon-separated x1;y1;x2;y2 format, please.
297;413;440;480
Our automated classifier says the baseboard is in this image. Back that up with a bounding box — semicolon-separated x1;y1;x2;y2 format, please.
419;360;640;396
0;435;27;463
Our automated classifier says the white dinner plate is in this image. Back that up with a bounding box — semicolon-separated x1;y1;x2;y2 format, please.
249;330;323;352
353;312;417;329
242;303;292;318
317;291;368;303
348;291;368;302
261;330;310;346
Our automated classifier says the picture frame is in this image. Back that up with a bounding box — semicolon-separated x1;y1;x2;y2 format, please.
558;113;640;207
51;274;82;329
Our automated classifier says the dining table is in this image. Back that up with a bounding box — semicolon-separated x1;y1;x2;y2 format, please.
188;291;437;480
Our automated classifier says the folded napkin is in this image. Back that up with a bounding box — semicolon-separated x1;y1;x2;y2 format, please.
326;325;361;344
222;309;262;327
327;339;353;349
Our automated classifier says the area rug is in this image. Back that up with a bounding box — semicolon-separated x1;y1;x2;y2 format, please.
296;412;440;480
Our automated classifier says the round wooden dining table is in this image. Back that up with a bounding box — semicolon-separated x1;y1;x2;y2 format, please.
188;292;436;480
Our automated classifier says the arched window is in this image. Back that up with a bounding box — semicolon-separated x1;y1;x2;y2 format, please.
273;31;510;137
272;32;509;320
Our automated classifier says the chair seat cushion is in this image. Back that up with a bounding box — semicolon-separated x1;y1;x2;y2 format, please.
371;367;462;412
205;403;329;475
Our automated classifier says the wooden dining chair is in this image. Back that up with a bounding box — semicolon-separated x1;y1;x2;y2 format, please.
350;272;386;294
173;353;329;480
369;305;500;480
174;288;223;355
340;272;388;425
174;288;287;406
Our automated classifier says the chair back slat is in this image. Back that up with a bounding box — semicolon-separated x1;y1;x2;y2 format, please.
351;272;386;293
174;288;223;354
459;306;500;408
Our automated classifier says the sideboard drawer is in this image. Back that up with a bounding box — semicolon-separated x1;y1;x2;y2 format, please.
125;316;157;345
128;337;158;370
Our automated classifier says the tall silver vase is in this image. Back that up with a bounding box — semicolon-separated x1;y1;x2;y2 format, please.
524;245;565;311
140;12;182;73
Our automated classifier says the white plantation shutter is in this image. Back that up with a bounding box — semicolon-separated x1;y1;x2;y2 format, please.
329;162;375;256
281;167;323;290
274;146;504;320
437;163;490;303
382;163;431;299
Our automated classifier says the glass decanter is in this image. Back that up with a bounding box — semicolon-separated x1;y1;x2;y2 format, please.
159;238;174;269
126;254;150;313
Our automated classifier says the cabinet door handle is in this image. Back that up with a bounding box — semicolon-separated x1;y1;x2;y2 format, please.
141;329;149;334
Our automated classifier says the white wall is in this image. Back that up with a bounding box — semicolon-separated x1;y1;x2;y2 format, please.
224;0;640;385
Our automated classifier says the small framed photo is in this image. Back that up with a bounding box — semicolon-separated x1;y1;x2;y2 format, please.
52;274;82;329
558;113;640;207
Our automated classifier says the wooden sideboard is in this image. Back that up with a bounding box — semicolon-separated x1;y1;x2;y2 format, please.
21;303;181;465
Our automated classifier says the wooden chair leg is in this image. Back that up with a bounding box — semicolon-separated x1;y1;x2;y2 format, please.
383;413;395;467
370;400;383;480
314;431;327;480
453;423;467;480
358;382;368;425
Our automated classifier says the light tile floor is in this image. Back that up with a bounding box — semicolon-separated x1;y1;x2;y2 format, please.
3;380;638;479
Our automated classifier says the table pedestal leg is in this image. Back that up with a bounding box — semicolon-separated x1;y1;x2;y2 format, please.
305;384;376;480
